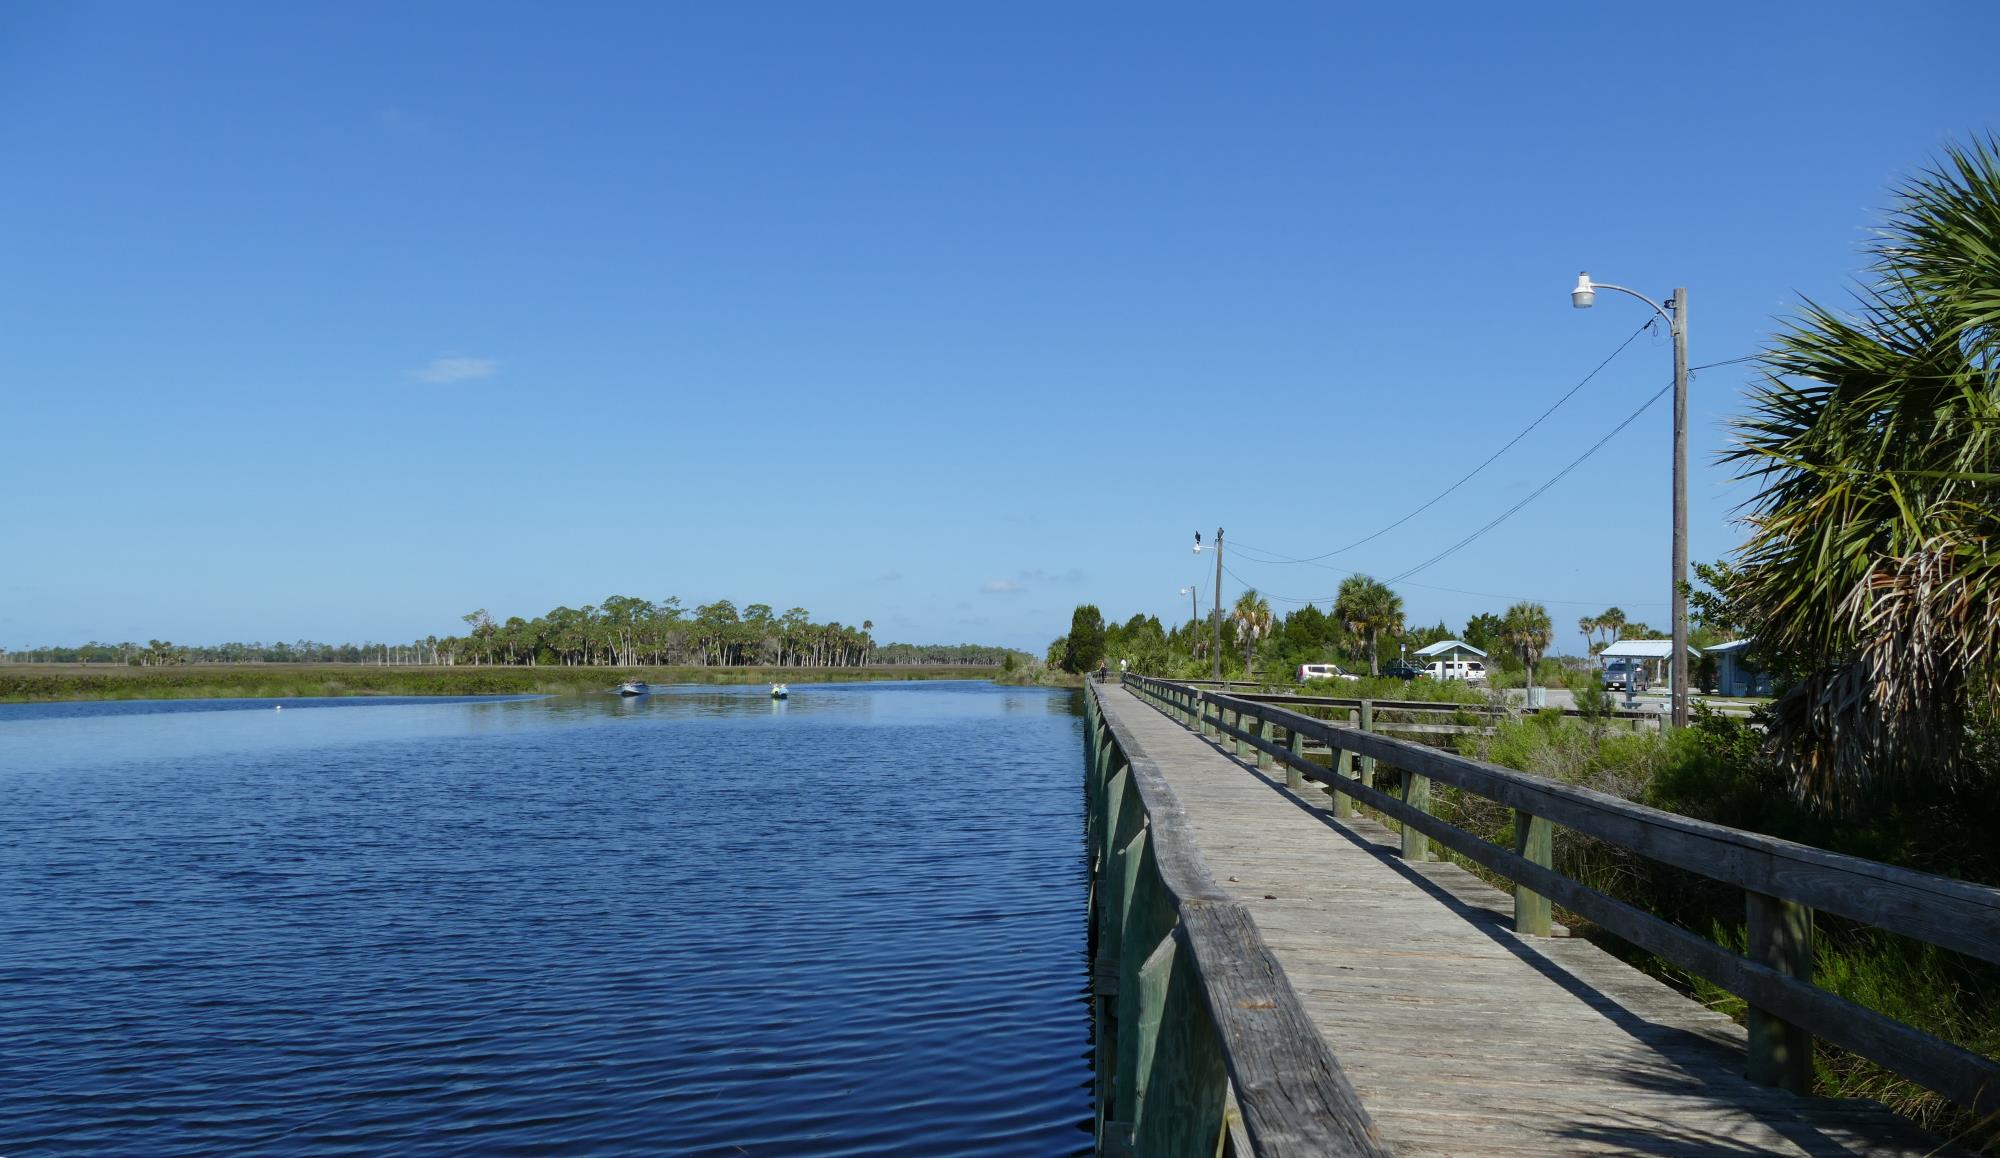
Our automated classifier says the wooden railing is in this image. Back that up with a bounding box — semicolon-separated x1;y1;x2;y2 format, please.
1120;673;2000;1114
1178;680;1659;733
1083;680;1388;1158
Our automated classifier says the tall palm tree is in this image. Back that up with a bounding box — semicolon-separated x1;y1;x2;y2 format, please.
1232;589;1273;676
1577;615;1599;655
1334;576;1404;676
1725;135;2000;808
1503;601;1553;688
1595;607;1626;653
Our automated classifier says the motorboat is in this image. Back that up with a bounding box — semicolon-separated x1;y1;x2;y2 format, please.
770;683;789;700
617;680;650;697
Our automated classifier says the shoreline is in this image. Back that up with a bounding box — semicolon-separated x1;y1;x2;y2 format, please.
0;663;1005;704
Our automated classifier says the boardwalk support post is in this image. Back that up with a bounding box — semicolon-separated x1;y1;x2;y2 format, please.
1333;749;1356;819
1400;768;1431;861
1286;727;1306;791
1257;718;1274;771
1132;931;1229;1158
1513;810;1553;935
1746;893;1814;1094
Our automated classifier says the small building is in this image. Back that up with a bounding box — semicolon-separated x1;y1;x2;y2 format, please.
1703;638;1771;697
1414;639;1490;681
1599;639;1702;694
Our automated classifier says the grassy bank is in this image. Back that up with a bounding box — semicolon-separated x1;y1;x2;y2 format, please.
0;663;1003;703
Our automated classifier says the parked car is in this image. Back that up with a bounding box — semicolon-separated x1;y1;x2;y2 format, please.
1296;663;1360;683
1380;659;1428;680
1600;660;1650;692
1426;659;1488;682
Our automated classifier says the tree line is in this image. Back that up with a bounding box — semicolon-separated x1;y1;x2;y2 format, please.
1053;576;1582;683
4;595;1027;669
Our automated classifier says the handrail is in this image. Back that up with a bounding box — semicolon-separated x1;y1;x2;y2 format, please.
1120;673;2000;1113
1083;681;1387;1156
1184;685;1656;722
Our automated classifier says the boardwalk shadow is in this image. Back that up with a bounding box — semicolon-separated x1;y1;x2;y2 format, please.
1191;737;1870;1156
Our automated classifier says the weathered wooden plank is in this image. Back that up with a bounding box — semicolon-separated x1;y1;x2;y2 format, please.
1175;904;1391;1157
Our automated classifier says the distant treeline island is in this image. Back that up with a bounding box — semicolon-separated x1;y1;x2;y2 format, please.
4;595;1028;670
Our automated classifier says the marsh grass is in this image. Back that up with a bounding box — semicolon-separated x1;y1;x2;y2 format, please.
0;663;1003;703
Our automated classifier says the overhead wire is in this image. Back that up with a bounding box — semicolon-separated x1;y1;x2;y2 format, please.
1220;560;1663;611
1233;319;1655;566
1385;380;1674;585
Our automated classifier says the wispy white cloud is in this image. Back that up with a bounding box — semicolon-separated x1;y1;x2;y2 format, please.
981;568;1082;596
379;106;430;134
410;356;498;384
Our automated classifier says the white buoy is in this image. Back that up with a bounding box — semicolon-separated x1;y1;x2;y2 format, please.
274;705;282;711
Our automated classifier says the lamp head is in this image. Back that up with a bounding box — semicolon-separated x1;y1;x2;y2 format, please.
1571;271;1596;309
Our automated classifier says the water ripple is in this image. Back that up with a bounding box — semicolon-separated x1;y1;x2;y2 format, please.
0;683;1093;1155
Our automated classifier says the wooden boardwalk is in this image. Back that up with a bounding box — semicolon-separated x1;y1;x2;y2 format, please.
1095;683;1946;1157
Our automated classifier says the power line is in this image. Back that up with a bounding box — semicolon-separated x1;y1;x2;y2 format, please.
1386;380;1674;585
1234;319;1654;567
1218;559;1664;611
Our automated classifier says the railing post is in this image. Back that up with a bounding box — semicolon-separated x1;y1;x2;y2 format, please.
1332;749;1355;819
1513;810;1552;935
1400;764;1431;862
1285;726;1305;791
1358;699;1377;790
1257;717;1274;771
1746;893;1815;1094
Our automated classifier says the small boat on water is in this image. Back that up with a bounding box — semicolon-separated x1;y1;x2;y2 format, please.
770;683;789;700
617;680;650;697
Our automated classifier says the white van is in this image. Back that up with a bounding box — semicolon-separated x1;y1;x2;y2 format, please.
1426;659;1487;682
1297;663;1360;683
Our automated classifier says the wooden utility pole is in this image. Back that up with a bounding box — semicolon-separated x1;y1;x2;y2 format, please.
1211;527;1224;681
1670;288;1690;729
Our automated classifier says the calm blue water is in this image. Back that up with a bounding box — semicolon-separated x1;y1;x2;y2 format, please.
0;682;1093;1155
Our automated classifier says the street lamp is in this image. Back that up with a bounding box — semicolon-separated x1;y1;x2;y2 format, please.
1192;528;1224;680
1571;271;1690;728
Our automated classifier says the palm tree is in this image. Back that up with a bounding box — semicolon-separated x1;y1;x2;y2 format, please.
1595;607;1626;653
1724;135;2000;808
1577;614;1599;655
1334;576;1404;676
1502;601;1553;688
1232;589;1273;676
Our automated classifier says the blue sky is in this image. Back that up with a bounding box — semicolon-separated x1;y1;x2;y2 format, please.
2;2;1993;654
